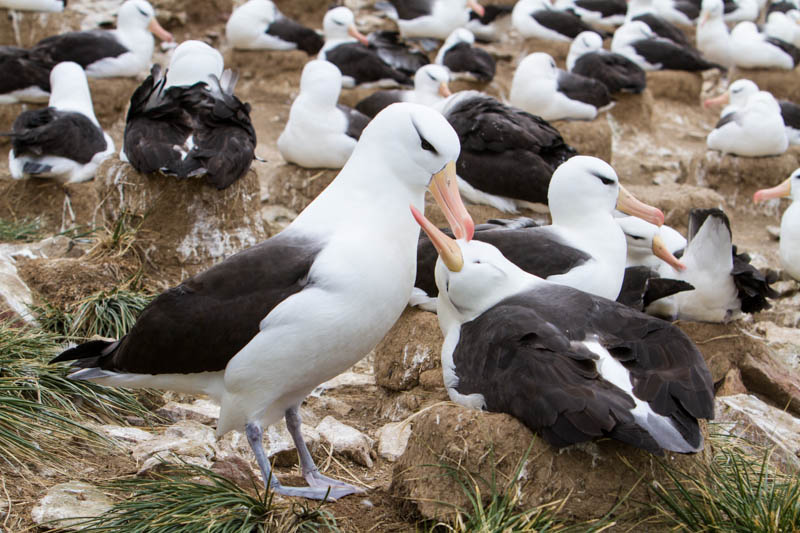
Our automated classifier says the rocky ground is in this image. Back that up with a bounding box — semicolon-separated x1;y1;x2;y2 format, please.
0;0;799;531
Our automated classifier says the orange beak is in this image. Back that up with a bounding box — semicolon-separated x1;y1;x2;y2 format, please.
411;205;464;272
617;185;665;226
653;234;686;271
468;0;485;17
348;24;369;46
699;10;710;25
148;17;173;42
427;160;474;241
438;81;452;98
754;176;792;203
704;91;730;109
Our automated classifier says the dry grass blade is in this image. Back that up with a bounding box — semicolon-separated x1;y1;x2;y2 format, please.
70;462;341;533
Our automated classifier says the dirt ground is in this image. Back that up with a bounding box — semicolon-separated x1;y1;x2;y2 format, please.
1;0;799;531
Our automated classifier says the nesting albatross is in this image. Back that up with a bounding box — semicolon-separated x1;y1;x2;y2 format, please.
51;102;468;500
412;205;715;454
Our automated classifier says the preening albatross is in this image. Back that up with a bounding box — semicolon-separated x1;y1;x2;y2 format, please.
52;102;469;500
413;206;715;454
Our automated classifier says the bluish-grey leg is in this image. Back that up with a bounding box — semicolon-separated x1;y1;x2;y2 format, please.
245;420;357;500
285;406;364;495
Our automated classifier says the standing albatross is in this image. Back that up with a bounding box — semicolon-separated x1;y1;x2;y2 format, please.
51;103;469;500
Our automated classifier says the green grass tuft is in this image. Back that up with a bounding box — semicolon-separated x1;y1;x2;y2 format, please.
73;462;341;533
0;217;42;242
651;433;800;532
34;288;155;340
0;324;157;468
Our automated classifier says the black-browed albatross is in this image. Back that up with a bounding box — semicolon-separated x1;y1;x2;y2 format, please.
412;206;715;454
52;102;471;500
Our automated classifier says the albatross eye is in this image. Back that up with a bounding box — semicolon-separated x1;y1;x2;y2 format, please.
137;7;149;16
421;137;437;154
630;235;645;240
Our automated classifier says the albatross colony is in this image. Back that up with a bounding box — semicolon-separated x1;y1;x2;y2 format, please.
51;103;471;500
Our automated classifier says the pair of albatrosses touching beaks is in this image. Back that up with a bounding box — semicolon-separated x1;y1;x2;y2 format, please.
414;163;679;274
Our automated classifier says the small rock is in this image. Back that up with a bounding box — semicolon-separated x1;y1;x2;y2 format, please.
315;396;353;417
96;425;154;444
211;456;258;487
716;367;747;397
131;421;217;475
376;421;412;462
314;372;375;394
31;481;113;530
316;416;375;468
716;394;800;471
739;353;800;417
767;225;781;240
156;399;220;425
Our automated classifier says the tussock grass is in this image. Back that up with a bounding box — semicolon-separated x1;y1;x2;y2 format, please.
0;217;42;242
36;288;154;340
73;462;341;533
0;324;156;468
651;433;800;532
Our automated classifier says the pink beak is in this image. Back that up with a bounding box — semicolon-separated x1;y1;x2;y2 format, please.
617;185;665;226
411;205;465;272
653;234;686;271
148;17;173;42
468;0;485;17
754;177;792;203
348;25;369;46
427;160;475;241
704;91;730;110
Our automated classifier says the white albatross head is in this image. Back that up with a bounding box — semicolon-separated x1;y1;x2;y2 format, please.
704;78;758;109
414;64;452;100
165;40;225;88
117;0;173;42
515;52;559;81
568;31;604;68
297;59;344;108
48;62;100;126
547;156;665;227
323;6;369;45
616;216;687;270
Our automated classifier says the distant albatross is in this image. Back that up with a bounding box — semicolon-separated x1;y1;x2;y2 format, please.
225;0;323;54
0;0;64;11
7;62;114;183
382;0;486;40
412;205;715;454
51;102;469;500
29;0;173;78
122;41;257;190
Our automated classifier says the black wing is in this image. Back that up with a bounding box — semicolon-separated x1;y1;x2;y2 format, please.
10;108;107;163
766;0;798;15
631;13;690;46
572;52;646;94
714;111;738;130
779;100;800;130
123;65;198;177
532;9;605;39
731;246;779;314
574;0;627;18
673;0;699;20
52;231;325;375
32;30;129;69
337;104;371;140
631;38;723;70
355;90;404;118
415;224;591;298
185;72;258;189
324;43;412;86
469;4;513;23
618;266;694;311
444;93;577;204
556;70;611;107
368;31;430;76
443;42;496;82
765;37;800;66
387;0;433;19
452;286;713;452
267;15;324;55
0;46;51;94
